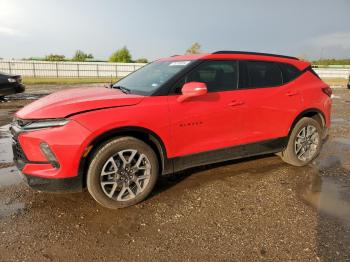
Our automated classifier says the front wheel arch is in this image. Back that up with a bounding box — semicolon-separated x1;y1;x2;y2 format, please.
87;136;159;208
78;126;170;188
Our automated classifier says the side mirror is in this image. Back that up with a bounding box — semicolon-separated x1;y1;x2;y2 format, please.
177;82;207;102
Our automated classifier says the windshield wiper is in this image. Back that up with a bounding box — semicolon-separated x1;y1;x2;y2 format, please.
111;85;131;94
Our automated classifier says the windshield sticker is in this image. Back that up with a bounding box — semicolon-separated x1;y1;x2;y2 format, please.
169;61;191;66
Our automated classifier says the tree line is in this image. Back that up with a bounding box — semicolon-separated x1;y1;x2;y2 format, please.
312;58;350;66
39;43;203;63
10;43;350;65
44;47;148;63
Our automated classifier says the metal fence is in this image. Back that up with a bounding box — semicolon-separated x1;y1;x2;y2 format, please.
313;67;350;79
0;60;349;79
0;60;146;78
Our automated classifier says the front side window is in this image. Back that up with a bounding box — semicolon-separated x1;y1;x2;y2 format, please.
113;60;193;95
174;60;238;93
239;61;283;88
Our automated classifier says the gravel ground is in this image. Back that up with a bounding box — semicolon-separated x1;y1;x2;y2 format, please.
0;84;349;262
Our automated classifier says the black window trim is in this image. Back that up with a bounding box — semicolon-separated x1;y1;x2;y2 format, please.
165;59;305;95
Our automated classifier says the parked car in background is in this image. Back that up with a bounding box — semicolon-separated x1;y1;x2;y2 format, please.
0;72;25;99
11;51;332;209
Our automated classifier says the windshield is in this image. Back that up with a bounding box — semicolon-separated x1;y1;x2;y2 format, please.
112;60;193;95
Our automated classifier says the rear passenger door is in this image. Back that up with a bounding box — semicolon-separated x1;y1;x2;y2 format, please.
236;60;303;143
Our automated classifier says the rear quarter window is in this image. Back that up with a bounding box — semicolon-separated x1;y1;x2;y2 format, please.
279;63;301;83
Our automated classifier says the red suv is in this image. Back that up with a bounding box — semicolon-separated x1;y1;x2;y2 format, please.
11;51;332;209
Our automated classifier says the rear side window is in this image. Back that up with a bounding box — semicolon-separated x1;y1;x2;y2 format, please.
239;61;283;88
279;63;301;83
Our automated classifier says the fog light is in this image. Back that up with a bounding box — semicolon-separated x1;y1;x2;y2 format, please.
40;142;60;168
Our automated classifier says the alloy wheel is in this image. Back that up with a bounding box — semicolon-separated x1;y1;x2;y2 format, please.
100;149;151;201
294;125;320;162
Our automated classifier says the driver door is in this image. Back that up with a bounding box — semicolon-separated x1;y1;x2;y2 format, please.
167;60;245;159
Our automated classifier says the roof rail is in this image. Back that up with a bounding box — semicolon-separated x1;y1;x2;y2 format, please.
212;51;299;60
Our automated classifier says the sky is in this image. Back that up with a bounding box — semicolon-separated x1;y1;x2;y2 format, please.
0;0;349;61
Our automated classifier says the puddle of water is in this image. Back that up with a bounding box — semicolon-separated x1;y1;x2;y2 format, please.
302;135;350;225
5;93;47;100
300;174;350;226
334;137;350;146
0;166;23;187
331;95;342;99
314;137;350;170
0;125;13;163
331;118;350;125
0;202;25;219
0;124;21;187
332;118;347;123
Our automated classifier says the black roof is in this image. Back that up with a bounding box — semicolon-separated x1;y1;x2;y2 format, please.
212;51;298;60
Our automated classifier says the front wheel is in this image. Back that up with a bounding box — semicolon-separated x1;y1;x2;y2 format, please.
87;137;159;209
279;117;323;166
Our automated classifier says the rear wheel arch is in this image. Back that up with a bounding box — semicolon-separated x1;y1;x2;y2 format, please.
78;126;170;187
280;117;323;166
289;109;325;137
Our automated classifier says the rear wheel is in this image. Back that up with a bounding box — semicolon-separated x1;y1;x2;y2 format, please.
279;117;322;166
87;137;159;209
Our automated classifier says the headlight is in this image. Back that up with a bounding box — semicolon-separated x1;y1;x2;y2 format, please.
8;78;17;83
16;118;70;130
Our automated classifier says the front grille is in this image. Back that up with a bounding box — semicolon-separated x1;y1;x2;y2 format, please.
12;137;27;162
10;125;28;170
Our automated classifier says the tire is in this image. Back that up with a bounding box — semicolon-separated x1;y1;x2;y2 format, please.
279;117;323;167
87;136;159;209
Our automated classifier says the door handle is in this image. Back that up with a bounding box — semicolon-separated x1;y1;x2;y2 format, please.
228;100;244;106
286;91;299;96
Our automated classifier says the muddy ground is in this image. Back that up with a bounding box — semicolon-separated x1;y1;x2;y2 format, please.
0;84;349;262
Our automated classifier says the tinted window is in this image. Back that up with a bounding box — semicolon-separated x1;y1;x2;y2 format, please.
175;60;238;93
239;61;283;88
279;63;300;83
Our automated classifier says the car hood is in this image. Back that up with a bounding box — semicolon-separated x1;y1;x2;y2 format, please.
16;87;144;119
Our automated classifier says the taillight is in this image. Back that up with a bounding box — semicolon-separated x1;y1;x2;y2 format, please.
322;86;332;97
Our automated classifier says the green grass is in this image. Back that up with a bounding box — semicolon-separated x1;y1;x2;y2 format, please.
23;77;118;85
321;78;348;86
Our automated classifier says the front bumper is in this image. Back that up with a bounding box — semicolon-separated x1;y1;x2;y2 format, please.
11;119;92;192
22;173;83;193
0;83;25;96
